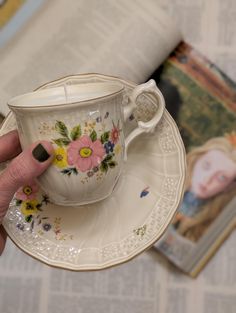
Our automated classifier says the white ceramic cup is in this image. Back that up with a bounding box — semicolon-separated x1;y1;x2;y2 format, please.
8;79;165;206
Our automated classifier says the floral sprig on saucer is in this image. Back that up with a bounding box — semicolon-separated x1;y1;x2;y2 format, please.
140;187;150;198
15;181;51;233
14;181;73;240
133;224;147;238
52;120;122;178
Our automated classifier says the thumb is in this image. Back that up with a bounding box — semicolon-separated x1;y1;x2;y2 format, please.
0;141;54;223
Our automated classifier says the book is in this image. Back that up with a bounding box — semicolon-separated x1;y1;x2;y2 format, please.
0;1;235;279
151;42;236;277
0;0;46;48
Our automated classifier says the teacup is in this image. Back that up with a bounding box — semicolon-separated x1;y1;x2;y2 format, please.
8;77;165;206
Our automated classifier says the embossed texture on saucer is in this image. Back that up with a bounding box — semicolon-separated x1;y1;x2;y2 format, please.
1;74;186;270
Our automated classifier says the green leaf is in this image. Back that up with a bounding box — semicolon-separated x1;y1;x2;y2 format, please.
61;167;78;176
108;161;117;168
42;195;50;204
61;168;72;176
90;129;97;142
101;131;110;144
30;220;35;232
103;154;113;163
25;215;33;223
15;199;22;206
71;124;81;140
55;121;69;138
100;161;108;173
72;167;78;175
53;138;71;147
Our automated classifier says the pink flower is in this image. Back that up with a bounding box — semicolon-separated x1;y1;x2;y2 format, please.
68;135;105;172
16;181;39;201
111;120;121;144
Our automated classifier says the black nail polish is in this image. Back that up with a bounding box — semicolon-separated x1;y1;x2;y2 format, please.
32;144;50;162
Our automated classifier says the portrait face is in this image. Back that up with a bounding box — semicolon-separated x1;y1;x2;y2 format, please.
190;149;236;199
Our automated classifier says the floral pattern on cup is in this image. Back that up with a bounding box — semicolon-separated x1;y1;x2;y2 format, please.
52;119;122;178
15;181;73;241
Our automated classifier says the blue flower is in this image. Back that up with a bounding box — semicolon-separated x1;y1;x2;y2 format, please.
17;223;24;231
104;141;114;154
140;187;150;198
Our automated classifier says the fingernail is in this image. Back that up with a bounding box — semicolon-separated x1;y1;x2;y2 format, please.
32;143;50;162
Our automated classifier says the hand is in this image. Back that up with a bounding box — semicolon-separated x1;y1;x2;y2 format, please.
0;130;54;255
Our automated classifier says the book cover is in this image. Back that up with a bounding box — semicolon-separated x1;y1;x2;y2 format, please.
151;42;236;277
0;0;46;48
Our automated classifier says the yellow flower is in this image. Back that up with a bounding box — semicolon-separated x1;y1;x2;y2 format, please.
21;200;39;217
114;144;122;155
53;147;68;168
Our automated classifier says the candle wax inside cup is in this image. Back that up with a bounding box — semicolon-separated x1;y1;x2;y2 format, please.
8;83;123;108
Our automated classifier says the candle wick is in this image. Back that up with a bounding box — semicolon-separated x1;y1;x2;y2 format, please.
63;84;68;103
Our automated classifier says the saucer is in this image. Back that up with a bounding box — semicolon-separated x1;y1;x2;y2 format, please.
1;74;186;270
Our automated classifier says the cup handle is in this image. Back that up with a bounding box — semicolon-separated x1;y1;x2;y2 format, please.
123;79;165;161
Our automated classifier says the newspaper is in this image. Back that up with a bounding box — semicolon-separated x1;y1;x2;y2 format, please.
0;1;236;313
0;235;236;313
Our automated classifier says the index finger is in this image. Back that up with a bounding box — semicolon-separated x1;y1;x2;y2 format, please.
0;130;22;162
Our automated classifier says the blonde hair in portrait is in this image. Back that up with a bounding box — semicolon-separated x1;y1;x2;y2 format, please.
177;135;236;242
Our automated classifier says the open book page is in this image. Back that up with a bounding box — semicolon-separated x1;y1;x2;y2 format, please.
0;0;181;116
152;42;236;276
